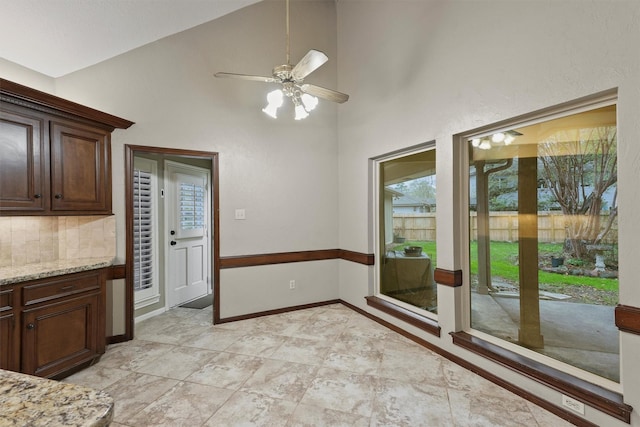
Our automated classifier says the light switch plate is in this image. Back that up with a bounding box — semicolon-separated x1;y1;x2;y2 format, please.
235;209;246;220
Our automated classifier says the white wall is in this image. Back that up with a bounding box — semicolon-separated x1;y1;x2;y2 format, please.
0;58;55;92
336;1;640;426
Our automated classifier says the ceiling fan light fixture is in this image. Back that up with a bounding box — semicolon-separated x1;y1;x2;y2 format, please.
301;93;318;112
215;0;349;120
262;89;284;118
491;132;505;143
479;140;492;150
294;103;309;120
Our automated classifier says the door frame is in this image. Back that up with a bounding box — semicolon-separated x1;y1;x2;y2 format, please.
124;145;220;341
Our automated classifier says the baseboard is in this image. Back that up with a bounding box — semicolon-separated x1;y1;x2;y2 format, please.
217;299;341;323
134;306;167;323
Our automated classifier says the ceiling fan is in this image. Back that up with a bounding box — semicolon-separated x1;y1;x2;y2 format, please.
214;0;349;120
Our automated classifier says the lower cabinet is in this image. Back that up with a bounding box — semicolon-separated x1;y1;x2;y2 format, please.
22;293;102;378
0;288;19;372
0;269;106;379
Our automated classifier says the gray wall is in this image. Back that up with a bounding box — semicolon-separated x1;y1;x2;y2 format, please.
52;0;341;319
336;1;640;426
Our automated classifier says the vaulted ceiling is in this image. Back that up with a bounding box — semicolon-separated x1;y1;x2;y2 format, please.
0;0;262;78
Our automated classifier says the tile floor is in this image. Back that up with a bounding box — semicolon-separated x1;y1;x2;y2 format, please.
65;303;573;426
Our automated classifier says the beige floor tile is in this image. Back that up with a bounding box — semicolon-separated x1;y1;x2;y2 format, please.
299;367;377;417
240;359;319;402
104;372;179;423
203;391;296;427
525;400;575;427
225;332;288;357
286;403;370;427
63;365;131;390
448;389;539;427
89;305;580;426
185;351;264;390
98;340;175;371
134;346;218;380
371;378;453;426
269;335;333;366
182;326;244;351
322;348;384;375
127;381;233;426
378;345;447;386
134;320;212;346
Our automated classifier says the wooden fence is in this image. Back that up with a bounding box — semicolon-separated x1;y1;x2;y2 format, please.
393;211;617;243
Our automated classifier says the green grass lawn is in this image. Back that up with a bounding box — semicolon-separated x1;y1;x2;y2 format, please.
394;240;618;292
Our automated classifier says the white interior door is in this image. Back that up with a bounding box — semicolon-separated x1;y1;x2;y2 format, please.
165;161;211;308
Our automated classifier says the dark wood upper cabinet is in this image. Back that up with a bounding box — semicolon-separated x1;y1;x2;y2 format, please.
0;107;48;213
0;78;133;216
50;120;111;212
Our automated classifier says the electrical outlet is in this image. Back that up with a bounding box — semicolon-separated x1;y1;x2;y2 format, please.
235;209;246;220
289;280;296;289
562;395;585;415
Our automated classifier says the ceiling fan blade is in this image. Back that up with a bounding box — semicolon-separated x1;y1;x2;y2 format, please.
291;49;328;81
301;83;349;104
214;72;277;83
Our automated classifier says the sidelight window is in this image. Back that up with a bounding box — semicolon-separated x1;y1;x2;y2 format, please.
133;157;160;309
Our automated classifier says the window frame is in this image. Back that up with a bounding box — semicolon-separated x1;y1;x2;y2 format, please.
372;141;438;322
457;90;621;393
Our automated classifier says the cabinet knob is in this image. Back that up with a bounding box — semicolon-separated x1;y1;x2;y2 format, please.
54;194;63;199
170;241;177;246
26;323;35;330
34;194;41;199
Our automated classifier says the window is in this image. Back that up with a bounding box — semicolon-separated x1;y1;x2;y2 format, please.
133;157;160;309
467;100;619;385
378;148;437;315
175;173;207;239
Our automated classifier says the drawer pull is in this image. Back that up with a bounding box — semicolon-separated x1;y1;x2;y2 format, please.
26;323;35;330
54;194;63;199
60;285;75;291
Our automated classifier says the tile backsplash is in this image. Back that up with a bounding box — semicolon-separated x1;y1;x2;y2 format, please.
0;216;116;268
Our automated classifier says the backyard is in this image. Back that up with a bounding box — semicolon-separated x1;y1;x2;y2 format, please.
393;240;619;305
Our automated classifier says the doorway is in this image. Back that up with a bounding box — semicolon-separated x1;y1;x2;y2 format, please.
164;160;210;308
125;145;220;340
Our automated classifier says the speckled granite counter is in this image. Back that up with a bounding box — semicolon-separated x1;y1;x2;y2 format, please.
0;369;113;426
0;258;114;286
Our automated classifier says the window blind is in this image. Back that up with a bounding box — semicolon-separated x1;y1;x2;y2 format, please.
179;182;205;231
133;169;153;291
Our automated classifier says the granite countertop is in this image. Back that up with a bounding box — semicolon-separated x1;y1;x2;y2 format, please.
0;369;113;427
0;257;114;286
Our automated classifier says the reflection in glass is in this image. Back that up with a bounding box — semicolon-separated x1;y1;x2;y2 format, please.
380;150;437;314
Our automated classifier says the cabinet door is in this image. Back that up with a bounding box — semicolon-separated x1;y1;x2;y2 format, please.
0;288;19;371
22;293;100;378
0;107;47;212
50;120;111;213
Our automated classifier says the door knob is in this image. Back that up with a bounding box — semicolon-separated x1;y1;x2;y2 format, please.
170;241;177;246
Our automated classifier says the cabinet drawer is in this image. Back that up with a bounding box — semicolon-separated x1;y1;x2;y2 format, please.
23;273;100;306
0;289;13;313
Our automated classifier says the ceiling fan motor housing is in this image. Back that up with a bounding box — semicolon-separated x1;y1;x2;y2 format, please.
273;64;294;81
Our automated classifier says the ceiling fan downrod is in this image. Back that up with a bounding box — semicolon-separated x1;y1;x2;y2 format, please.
285;0;291;65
